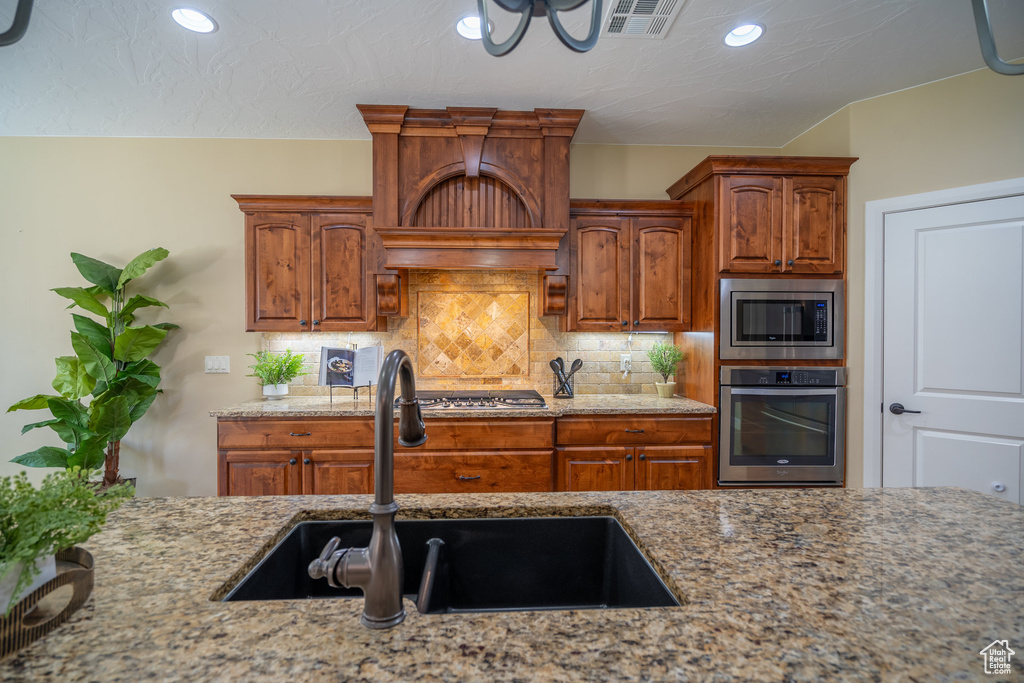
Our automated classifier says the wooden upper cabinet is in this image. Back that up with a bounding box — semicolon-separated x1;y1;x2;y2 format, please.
783;175;844;274
247;213;311;331
718;176;782;273
569;203;692;332
311;215;378;331
235;196;380;332
633;217;691;331
572;217;630;331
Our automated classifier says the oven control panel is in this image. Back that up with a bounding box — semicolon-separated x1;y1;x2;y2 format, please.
721;366;846;387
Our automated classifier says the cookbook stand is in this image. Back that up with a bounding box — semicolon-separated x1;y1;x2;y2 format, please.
328;383;374;406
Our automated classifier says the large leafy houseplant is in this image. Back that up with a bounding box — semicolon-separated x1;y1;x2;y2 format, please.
7;249;177;487
0;468;132;615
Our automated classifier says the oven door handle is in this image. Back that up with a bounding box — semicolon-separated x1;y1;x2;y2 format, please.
727;387;841;397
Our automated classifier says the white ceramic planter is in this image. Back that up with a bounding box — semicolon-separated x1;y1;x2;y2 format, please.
0;554;57;611
654;382;676;398
262;383;289;400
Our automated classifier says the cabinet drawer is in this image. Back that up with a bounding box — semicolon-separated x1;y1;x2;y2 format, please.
400;418;555;451
217;418;375;449
394;450;554;493
556;415;712;445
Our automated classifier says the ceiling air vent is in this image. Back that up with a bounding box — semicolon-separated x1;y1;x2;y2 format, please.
601;0;686;39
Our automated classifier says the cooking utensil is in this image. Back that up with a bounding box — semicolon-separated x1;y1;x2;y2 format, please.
549;359;566;386
555;358;583;396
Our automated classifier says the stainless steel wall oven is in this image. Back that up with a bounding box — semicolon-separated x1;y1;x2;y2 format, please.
719;367;846;486
720;279;844;360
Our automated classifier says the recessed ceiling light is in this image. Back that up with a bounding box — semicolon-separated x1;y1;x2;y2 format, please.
171;8;218;34
724;24;763;47
456;15;483;40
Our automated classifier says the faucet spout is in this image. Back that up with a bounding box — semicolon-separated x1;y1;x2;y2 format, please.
307;349;426;629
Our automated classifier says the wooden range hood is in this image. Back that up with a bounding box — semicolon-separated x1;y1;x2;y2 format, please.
358;104;583;271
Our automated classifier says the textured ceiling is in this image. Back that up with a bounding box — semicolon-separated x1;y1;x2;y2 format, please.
1;0;1022;145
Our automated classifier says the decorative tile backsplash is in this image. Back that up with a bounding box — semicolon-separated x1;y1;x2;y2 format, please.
263;270;675;396
417;291;529;377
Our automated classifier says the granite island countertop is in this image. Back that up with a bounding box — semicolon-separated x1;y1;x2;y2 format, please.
3;487;1021;681
210;393;715;419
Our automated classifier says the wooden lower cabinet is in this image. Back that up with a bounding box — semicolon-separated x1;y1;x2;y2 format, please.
217;416;555;496
555;414;713;492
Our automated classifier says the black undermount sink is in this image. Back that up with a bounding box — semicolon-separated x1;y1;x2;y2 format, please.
222;516;680;613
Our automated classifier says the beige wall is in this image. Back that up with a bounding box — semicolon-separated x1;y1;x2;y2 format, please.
784;66;1024;487
2;66;1020;495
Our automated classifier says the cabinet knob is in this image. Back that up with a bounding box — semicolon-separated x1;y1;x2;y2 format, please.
787;259;794;266
639;453;646;461
289;458;297;465
626;454;633;461
312;320;320;326
774;260;781;267
633;320;639;326
621;320;628;326
299;320;307;326
303;458;311;465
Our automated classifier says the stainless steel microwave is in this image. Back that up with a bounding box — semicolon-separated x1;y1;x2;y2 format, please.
720;279;844;360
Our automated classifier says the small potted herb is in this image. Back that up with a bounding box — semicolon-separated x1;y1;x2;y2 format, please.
0;469;133;615
647;341;685;398
247;350;308;399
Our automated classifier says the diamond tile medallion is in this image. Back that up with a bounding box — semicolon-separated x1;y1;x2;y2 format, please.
418;291;530;377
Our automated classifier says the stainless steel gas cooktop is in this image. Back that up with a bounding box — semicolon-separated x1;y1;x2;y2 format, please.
394;390;547;410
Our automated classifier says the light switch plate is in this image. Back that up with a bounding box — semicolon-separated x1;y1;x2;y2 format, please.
205;356;230;374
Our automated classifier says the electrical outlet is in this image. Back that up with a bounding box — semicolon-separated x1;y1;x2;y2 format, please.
620;353;632;372
204;356;230;374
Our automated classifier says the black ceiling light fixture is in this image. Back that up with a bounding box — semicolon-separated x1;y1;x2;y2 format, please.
477;0;603;57
971;0;1024;76
0;0;33;47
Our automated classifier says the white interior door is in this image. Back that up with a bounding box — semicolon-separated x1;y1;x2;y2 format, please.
882;194;1024;503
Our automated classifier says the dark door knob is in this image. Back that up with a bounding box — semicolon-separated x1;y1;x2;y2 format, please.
303;458;311;465
774;260;781;266
787;259;794;266
299;320;307;326
639;453;646;461
626;454;633;461
289;458;297;465
621;320;628;326
889;403;922;415
633;320;639;326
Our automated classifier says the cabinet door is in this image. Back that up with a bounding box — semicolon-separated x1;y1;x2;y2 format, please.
556;446;635;491
571;218;630;331
304;449;374;495
311;214;379;331
245;212;311;331
782;176;844;274
219;450;302;496
635;445;712;491
718;176;782;273
633;217;691;331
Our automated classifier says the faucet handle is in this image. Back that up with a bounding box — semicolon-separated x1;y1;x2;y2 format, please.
308;536;342;584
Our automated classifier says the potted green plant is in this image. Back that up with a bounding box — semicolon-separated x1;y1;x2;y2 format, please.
0;469;132;615
247;350;308;399
647;341;685;398
7;248;178;487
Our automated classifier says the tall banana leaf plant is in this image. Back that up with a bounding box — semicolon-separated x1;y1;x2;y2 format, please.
7;248;178;487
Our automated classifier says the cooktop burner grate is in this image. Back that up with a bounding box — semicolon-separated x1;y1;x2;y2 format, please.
394;389;547;410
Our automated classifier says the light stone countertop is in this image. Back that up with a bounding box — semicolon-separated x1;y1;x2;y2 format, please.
2;487;1021;681
209;393;715;418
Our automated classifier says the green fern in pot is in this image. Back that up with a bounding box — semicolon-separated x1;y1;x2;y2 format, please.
247;350;308;399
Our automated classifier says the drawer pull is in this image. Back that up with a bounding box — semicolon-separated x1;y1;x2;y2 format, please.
679;460;700;464
456;475;482;481
289;432;312;437
625;428;645;434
